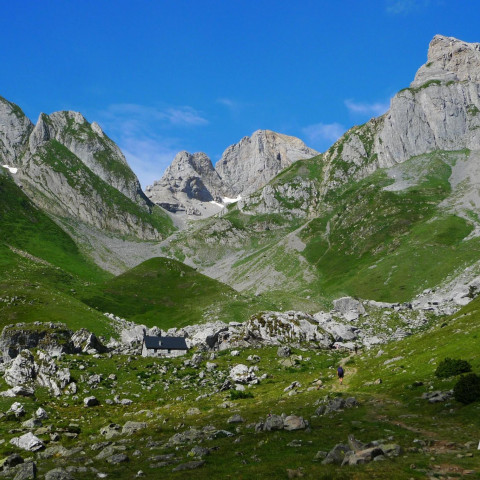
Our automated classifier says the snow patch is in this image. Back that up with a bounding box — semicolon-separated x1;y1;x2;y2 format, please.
2;165;18;174
223;195;242;204
209;195;242;209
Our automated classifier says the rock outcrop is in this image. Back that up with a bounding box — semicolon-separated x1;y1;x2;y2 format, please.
0;323;73;363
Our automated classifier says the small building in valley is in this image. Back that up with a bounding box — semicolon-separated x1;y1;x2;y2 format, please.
141;335;188;358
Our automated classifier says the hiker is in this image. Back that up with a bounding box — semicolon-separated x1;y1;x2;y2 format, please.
337;365;344;384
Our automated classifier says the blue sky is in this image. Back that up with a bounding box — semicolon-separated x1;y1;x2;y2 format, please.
1;1;479;187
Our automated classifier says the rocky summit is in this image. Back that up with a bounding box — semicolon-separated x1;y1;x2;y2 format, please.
145;129;318;223
0;34;480;480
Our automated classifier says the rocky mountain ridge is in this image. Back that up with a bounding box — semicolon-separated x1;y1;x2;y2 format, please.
322;35;480;192
0;101;173;241
145;129;318;223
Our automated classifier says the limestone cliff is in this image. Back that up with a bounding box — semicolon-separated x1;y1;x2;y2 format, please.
216;130;318;196
322;35;480;191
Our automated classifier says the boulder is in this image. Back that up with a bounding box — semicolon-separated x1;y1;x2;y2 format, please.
263;414;284;431
44;468;74;480
21;417;42;429
172;460;205;472
333;297;365;320
13;462;36;480
10;433;44;452
227;414;244;424
122;421;147;435
277;346;291;357
107;453;129;464
283;415;306;431
8;402;25;418
229;364;257;384
322;443;351;465
0;386;35;398
83;396;99;407
421;390;453;403
71;328;107;353
2;454;24;468
100;423;122;439
95;445;126;461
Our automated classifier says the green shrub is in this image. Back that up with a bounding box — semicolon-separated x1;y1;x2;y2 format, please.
435;358;472;378
230;390;254;400
453;373;480;404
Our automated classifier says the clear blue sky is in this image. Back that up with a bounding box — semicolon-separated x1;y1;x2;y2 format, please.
1;1;479;187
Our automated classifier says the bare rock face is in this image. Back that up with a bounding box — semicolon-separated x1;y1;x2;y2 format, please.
71;328;107;354
412;35;480;87
146;130;318;222
0;96;33;164
4;350;37;388
146;151;226;218
216;130;318;196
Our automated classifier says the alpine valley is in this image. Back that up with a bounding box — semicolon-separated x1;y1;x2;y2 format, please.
0;35;479;479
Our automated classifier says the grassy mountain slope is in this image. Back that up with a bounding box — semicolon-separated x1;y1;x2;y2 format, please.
80;257;276;329
0;170;114;336
164;149;480;307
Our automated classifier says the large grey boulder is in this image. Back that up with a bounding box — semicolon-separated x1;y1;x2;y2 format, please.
333;297;366;320
322;443;351;465
229;364;257;384
4;348;72;397
122;421;147;435
283;415;307;431
7;402;25;418
0;386;35;398
44;468;74;480
35;351;71;396
263;414;284;431
10;433;44;452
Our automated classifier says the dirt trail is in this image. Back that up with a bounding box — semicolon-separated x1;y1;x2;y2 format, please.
330;353;358;392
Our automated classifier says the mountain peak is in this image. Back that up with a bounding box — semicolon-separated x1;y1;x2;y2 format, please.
412;34;480;87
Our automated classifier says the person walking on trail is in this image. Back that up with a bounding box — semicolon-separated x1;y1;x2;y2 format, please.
337;365;344;385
